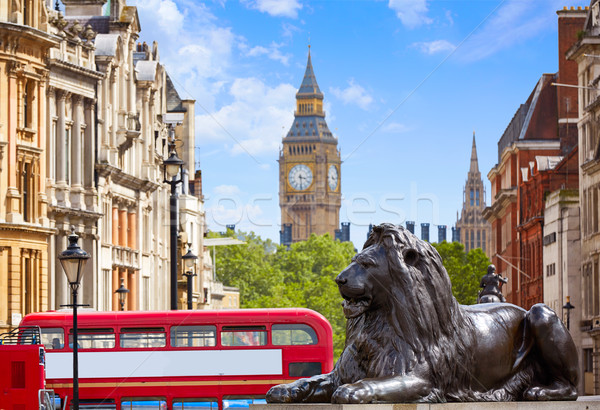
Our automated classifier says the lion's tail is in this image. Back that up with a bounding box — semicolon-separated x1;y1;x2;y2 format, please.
512;320;534;372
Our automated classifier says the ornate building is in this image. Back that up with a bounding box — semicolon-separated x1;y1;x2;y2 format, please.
567;1;600;395
45;3;104;312
0;0;58;331
455;133;491;255
279;48;341;244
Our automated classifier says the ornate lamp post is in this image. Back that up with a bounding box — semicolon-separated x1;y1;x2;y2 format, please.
182;245;198;310
163;127;184;310
58;229;90;410
563;296;575;331
115;278;130;311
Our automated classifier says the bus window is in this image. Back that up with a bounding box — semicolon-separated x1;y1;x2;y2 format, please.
69;329;115;349
289;362;322;377
120;328;166;348
173;398;218;409
171;326;216;347
222;397;266;408
40;328;64;350
272;324;318;345
79;398;116;408
121;398;166;409
221;326;266;347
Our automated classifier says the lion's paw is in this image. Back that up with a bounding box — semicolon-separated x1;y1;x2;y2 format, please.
523;383;577;401
266;385;294;403
332;382;375;404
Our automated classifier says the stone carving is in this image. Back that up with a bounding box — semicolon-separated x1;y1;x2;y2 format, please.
267;223;579;404
477;264;508;303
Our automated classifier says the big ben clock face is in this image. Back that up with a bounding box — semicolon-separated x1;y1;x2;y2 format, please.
288;164;313;190
328;165;338;191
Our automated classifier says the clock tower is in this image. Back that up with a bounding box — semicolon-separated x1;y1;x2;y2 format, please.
279;48;341;244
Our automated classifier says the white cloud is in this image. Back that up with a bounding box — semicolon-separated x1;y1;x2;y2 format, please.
196;78;296;157
412;40;456;55
330;79;374;110
214;185;241;196
243;0;303;18
132;0;185;37
388;0;432;29
381;122;410;133
246;42;292;65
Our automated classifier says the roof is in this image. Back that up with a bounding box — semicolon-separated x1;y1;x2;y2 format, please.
284;115;336;143
135;60;158;81
94;33;120;56
166;72;186;112
296;48;323;98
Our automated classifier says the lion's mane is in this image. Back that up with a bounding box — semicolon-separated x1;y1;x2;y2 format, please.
346;223;477;401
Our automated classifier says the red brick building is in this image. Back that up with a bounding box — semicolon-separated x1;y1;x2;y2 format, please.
483;8;585;307
518;149;579;309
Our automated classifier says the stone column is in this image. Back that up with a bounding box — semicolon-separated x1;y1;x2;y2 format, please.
71;95;84;208
6;65;21;222
83;98;96;210
56;91;67;184
112;267;119;311
112;206;119;245
47;87;56;182
110;69;118;148
119;208;127;247
129;270;137;311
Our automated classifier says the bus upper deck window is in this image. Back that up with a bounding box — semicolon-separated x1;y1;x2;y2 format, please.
272;324;318;345
120;328;166;348
171;326;216;347
221;326;267;347
40;328;64;350
69;328;115;349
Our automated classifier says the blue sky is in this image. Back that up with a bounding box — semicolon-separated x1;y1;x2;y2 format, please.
131;0;585;248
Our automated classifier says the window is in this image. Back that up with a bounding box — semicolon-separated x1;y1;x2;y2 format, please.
289;362;321;377
470;189;474;206
222;397;266;409
173;399;218;409
70;329;115;349
220;326;266;346
272;324;318;345
584;348;594;373
171;326;216;347
40;328;65;350
120;328;166;348
121;399;166;409
476;189;480;206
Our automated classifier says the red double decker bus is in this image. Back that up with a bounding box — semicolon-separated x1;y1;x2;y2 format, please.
20;308;333;409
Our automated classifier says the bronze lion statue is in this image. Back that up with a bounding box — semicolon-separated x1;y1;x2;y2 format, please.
267;223;578;403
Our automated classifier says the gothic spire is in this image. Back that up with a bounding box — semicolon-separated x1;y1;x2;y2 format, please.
297;46;323;98
470;131;479;174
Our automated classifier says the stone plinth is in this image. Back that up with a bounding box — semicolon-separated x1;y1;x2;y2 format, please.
251;400;600;410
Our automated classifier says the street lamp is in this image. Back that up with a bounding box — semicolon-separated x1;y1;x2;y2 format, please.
58;229;90;410
182;245;198;310
115;278;130;311
163;126;184;310
563;296;575;331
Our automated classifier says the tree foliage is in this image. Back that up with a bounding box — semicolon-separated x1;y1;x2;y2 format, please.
432;241;491;305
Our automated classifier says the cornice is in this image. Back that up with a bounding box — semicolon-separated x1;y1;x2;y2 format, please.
96;163;160;193
49;58;105;79
0;222;55;234
0;22;60;47
48;205;103;219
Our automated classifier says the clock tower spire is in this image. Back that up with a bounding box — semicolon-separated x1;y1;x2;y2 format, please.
279;48;341;244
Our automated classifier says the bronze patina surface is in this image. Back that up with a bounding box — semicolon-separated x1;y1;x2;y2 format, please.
267;224;579;404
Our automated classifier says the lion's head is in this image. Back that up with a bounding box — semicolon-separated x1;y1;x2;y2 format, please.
335;223;471;378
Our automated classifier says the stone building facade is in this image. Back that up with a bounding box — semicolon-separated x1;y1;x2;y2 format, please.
455;133;491;255
567;0;600;395
0;0;58;331
0;0;234;327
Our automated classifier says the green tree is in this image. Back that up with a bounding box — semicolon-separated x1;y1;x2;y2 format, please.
432;241;490;305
